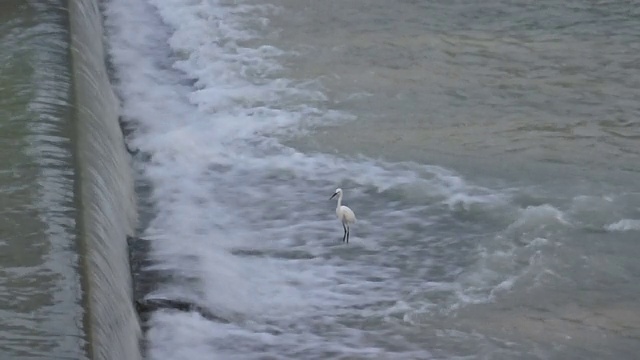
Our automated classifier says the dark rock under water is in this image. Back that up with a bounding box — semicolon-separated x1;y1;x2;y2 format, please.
127;236;229;324
135;298;230;324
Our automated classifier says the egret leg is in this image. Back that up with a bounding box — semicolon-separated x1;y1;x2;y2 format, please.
346;225;350;243
342;223;347;242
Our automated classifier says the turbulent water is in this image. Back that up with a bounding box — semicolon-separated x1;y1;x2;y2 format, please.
104;0;640;359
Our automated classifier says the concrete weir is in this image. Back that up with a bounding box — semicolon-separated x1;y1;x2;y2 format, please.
69;0;142;359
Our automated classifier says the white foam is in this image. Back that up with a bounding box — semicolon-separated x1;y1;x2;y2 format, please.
103;0;524;358
605;219;640;231
507;204;571;233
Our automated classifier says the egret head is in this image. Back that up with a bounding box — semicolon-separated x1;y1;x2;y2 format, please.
330;188;343;200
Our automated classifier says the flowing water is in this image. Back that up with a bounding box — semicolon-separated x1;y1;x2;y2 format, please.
104;0;640;359
1;1;141;359
0;1;86;358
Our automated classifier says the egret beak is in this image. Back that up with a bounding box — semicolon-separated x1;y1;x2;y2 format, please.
330;192;337;200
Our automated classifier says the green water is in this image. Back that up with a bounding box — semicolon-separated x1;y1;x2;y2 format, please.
0;1;87;358
274;0;640;357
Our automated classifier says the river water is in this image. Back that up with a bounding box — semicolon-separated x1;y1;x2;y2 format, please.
103;0;640;359
0;1;87;358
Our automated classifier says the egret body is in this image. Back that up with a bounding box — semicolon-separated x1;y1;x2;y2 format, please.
330;188;356;243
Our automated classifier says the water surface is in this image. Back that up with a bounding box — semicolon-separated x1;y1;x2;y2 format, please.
104;0;640;358
0;1;86;358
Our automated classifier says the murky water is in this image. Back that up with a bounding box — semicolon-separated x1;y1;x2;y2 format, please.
104;0;640;358
276;0;640;183
0;1;87;358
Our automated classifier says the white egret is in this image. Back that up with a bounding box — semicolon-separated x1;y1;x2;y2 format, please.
330;188;356;243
